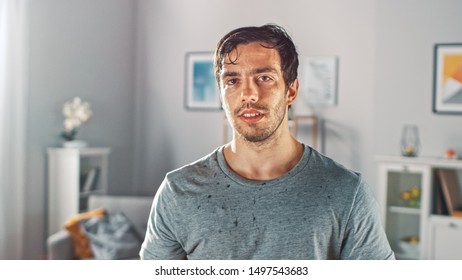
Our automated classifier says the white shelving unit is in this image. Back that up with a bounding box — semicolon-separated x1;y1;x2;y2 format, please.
376;155;462;260
428;215;462;259
47;147;110;235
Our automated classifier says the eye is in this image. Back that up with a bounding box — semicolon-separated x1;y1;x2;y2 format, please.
226;78;238;86
258;75;273;82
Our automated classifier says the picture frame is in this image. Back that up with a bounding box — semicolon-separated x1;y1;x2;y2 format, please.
301;56;338;106
184;52;221;110
433;43;462;114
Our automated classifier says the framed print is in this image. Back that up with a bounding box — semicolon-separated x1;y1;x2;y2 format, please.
184;52;221;110
433;43;462;114
301;56;338;106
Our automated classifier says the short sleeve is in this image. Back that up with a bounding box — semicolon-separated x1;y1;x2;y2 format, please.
340;177;395;260
139;178;186;260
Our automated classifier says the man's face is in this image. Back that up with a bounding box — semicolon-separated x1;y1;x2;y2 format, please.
219;42;297;143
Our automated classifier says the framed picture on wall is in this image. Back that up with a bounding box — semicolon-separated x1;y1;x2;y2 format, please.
301;56;339;106
433;43;462;114
184;52;221;110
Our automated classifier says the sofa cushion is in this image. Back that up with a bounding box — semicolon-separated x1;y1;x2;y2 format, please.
88;195;153;237
80;211;143;260
64;208;106;259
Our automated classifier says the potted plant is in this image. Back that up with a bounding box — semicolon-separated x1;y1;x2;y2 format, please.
60;97;92;148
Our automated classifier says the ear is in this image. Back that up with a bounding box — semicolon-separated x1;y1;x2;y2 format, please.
286;78;299;106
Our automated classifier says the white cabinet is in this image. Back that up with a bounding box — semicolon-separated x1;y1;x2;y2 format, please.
47;147;110;235
376;155;462;260
377;160;431;259
428;216;462;259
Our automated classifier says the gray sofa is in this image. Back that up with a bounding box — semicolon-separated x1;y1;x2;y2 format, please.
47;194;153;260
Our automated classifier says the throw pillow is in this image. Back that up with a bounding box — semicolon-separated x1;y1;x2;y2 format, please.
64;208;106;259
80;211;143;260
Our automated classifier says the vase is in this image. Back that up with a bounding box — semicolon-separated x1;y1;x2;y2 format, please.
62;140;88;148
400;125;420;157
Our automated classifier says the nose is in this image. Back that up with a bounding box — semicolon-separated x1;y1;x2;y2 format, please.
240;79;258;103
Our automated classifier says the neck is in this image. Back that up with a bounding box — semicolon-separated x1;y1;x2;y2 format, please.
223;126;304;181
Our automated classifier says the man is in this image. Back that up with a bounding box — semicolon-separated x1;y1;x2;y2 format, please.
140;24;394;260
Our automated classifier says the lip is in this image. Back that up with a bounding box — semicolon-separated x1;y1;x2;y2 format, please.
238;109;265;124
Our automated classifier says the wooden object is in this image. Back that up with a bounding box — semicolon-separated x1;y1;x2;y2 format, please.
289;115;318;149
437;169;462;217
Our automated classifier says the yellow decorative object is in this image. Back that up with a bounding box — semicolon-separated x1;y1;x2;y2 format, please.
404;235;419;244
401;186;421;208
64;208;106;259
410;186;420;198
401;191;411;200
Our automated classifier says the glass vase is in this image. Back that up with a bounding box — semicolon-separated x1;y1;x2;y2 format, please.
401;125;420;157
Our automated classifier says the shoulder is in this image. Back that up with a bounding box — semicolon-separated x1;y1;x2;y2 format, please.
157;147;222;198
307;147;362;187
166;147;221;182
302;147;373;209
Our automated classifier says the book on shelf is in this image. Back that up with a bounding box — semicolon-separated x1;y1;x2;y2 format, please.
436;169;462;217
433;172;449;215
81;167;100;193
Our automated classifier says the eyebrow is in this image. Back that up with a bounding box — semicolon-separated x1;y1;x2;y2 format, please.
221;71;239;78
221;67;278;78
252;67;278;75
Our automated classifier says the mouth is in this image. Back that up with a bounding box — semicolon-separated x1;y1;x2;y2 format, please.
239;110;265;124
242;112;261;118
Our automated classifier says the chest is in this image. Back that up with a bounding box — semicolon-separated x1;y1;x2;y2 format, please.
175;186;343;259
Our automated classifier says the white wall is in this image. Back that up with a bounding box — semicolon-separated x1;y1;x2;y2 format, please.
135;0;462;197
25;0;137;259
135;0;378;196
21;0;462;259
375;0;462;158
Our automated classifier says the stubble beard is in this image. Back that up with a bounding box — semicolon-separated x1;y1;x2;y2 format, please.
229;99;287;144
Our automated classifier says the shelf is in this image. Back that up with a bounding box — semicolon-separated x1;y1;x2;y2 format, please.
377;156;462;259
395;252;419;260
388;206;421;215
47;147;110;156
376;155;462;169
429;214;462;224
377;160;430;259
79;190;104;198
47;147;110;235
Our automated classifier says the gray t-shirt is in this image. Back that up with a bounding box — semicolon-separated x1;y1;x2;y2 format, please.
140;145;395;260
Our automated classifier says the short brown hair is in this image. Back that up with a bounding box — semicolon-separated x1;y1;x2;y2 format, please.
214;24;299;88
